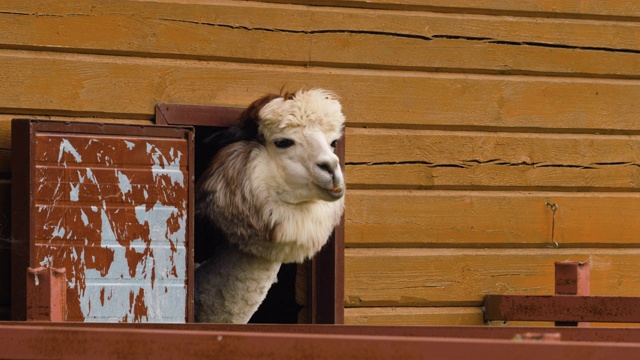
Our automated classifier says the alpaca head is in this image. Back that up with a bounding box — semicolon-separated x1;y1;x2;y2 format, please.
243;89;346;204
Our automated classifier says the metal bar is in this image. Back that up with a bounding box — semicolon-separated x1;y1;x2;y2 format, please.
3;324;640;360
8;323;640;344
555;261;590;326
26;267;66;321
29;120;192;138
485;295;640;323
155;103;243;127
555;261;590;296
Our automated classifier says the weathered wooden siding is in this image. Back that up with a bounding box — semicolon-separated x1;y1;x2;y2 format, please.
1;0;640;324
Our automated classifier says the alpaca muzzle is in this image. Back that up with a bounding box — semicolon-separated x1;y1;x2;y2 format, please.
328;185;345;198
316;160;338;177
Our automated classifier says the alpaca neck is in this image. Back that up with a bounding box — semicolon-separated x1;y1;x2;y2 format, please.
195;242;281;323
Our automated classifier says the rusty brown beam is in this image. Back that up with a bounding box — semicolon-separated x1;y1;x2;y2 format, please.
3;324;640;360
484;295;640;323
6;322;640;344
26;267;67;321
555;261;590;296
155;103;243;127
555;261;590;327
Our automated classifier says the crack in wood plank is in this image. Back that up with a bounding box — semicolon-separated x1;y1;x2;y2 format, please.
346;161;626;169
0;11;88;18
157;17;640;55
157;17;435;41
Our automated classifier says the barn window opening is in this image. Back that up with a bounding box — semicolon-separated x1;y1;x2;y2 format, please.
156;102;344;325
193;125;302;324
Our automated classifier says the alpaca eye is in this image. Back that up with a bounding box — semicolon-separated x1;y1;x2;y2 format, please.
330;140;339;149
273;138;295;149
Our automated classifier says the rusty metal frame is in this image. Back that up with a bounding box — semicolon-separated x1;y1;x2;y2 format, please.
3;323;640;359
555;261;590;296
11;119;196;322
484;261;640;324
484;295;640;323
155;102;345;324
26;267;67;321
8;322;640;343
555;261;590;326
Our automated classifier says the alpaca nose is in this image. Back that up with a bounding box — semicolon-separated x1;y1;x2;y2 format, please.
317;160;338;176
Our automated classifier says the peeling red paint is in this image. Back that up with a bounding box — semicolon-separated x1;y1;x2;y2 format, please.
124;247;143;278
133;288;149;323
99;288;105;307
13;120;193;322
128;291;135;315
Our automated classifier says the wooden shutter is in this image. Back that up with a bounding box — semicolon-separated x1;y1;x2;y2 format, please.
11;120;194;322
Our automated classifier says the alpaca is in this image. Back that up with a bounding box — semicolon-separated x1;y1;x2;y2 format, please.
194;89;346;323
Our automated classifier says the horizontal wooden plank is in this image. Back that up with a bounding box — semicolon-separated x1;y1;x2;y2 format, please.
346;128;640;190
262;0;640;19
2;52;640;132
346;163;640;191
344;249;640;307
0;1;309;64
308;10;640;77
2;1;640;78
345;190;640;247
344;307;484;326
344;304;639;327
109;1;640;22
347;128;640;164
312;36;640;78
8;0;640;53
0;115;151;148
0;115;150;126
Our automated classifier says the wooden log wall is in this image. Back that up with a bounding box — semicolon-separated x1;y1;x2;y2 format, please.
2;0;640;324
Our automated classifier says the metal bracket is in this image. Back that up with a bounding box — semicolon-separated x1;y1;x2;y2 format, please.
26;267;67;321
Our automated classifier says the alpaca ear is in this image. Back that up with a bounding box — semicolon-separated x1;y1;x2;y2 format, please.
238;94;282;143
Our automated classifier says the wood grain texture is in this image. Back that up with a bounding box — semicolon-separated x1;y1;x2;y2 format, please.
3;0;640;326
344;307;484;326
2;51;640;131
0;115;150;126
346;190;640;247
346;128;640;190
311;35;640;78
1;1;640;77
308;9;640;77
345;308;555;326
0;1;309;64
345;249;640;307
264;0;640;19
